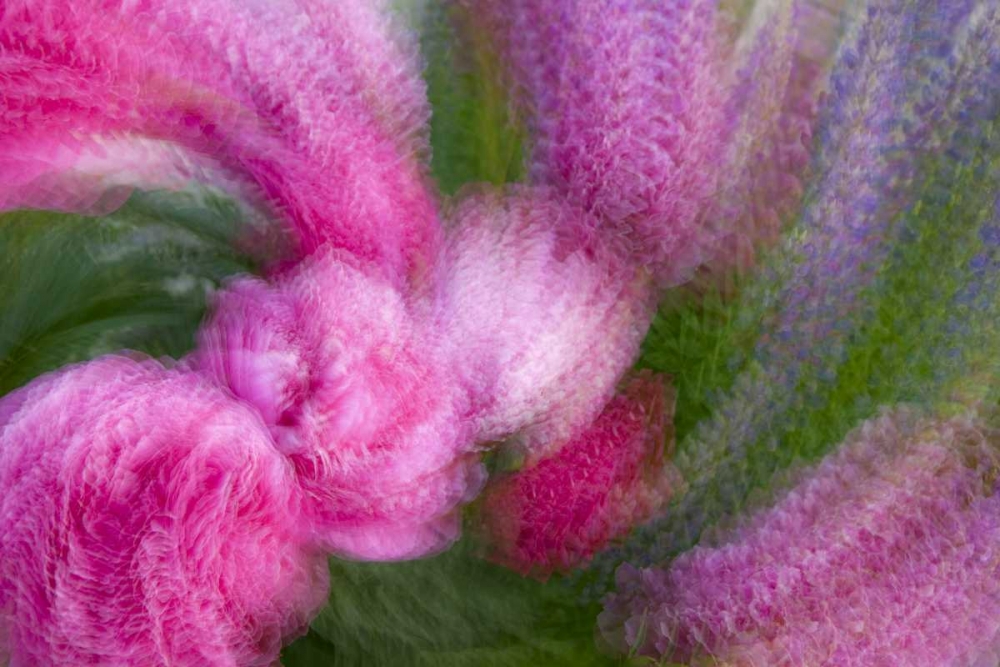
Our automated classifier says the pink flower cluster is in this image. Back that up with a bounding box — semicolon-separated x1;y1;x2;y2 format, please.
0;0;735;663
600;408;1000;666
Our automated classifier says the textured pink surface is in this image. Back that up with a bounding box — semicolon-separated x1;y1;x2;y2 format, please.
480;372;681;578
0;357;329;666
701;0;843;284
196;249;485;561
600;408;1000;666
0;0;440;286
438;187;657;455
195;185;662;556
0;0;711;663
463;0;728;285
0;181;666;661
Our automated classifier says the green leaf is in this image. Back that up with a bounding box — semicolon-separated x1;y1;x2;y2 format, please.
287;539;612;667
0;188;265;395
422;2;528;195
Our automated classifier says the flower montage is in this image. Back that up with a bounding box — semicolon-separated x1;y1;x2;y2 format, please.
0;0;730;663
3;1;1000;667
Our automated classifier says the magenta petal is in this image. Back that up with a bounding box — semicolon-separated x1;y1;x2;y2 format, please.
480;372;681;578
196;249;484;560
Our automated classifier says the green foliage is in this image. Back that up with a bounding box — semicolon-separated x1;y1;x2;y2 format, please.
421;3;528;195
283;539;613;667
636;277;753;447
781;138;1000;460
0;189;262;395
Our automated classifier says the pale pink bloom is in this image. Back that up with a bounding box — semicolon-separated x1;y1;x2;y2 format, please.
437;187;656;456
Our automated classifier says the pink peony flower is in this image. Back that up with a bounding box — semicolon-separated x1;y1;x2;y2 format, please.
195;248;485;561
0;357;329;666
